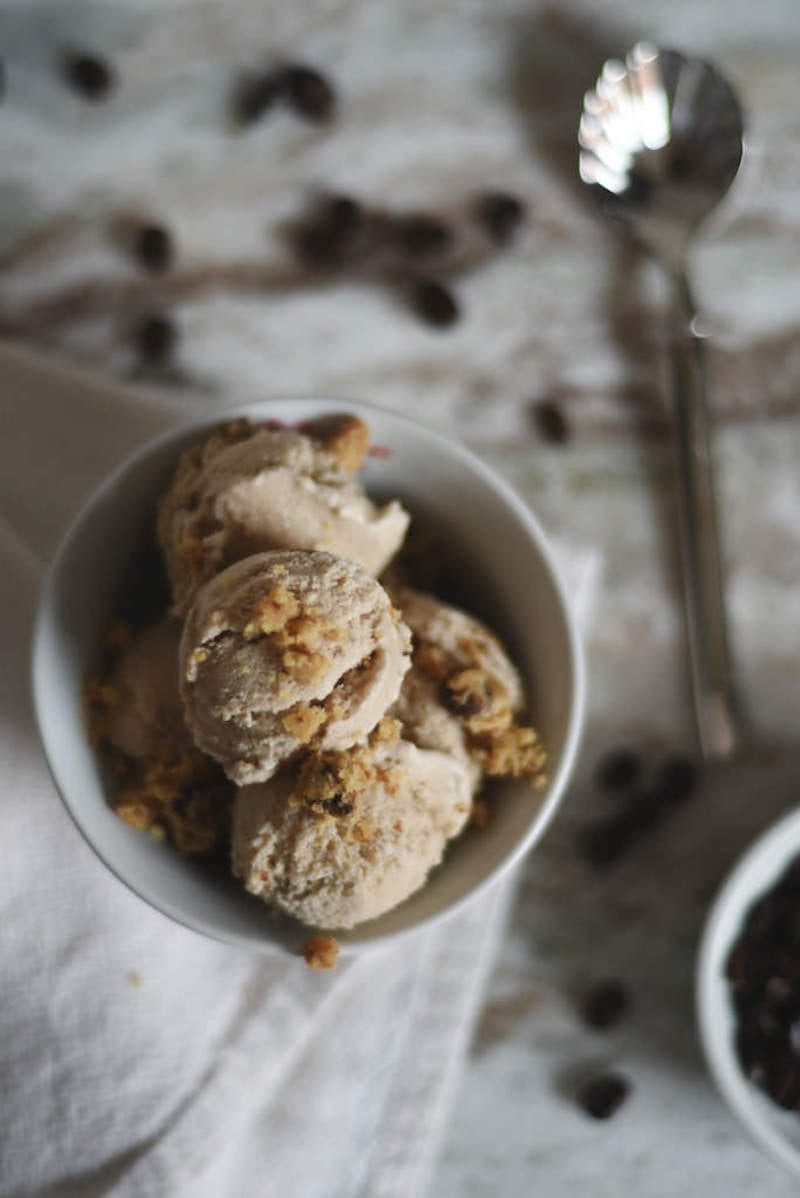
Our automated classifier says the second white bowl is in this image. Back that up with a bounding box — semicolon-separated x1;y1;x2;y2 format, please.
698;806;800;1179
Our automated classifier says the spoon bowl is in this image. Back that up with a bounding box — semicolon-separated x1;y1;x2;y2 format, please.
579;42;744;262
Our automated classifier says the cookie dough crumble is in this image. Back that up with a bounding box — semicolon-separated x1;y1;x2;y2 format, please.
303;934;340;970
318;415;371;472
443;667;513;732
369;716;401;746
412;630;548;786
293;743;383;817
281;701;327;743
473;724;547;782
243;584;301;639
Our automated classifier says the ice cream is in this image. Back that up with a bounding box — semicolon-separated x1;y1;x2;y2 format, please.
232;729;472;929
89;410;549;958
390;662;481;790
86;617;230;855
158;416;409;615
391;586;546;783
106;618;193;761
179;550;412;786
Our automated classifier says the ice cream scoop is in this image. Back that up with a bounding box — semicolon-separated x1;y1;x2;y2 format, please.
159;417;409;615
179;550;412;785
106;618;193;761
392;587;546;783
232;735;472;929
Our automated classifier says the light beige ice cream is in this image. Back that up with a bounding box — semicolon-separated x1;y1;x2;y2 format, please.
390;663;481;790
391;587;546;783
106;618;194;761
158;416;409;615
179;550;412;786
232;733;472;929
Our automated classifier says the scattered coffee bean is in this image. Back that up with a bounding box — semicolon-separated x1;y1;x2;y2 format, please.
294;222;344;266
132;223;173;273
595;748;643;793
410;279;460;329
578;814;635;867
581;980;631;1031
577;1072;630;1120
285;64;336;122
395;215;452;256
134;313;176;365
580;792;666;867
532;399;570;445
651;753;697;805
232;69;285;127
61;51;115;101
319;194;363;236
618;796;663;837
293;195;364;266
475;191;526;244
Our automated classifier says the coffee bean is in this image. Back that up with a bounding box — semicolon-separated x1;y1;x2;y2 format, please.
475;191;526;244
285;65;336;122
577;1073;630;1119
618;797;663;837
745;896;783;943
578;815;634;867
395;215;452;256
294;223;344;266
62;51;115;101
581;980;631;1031
232;70;284;127
768;1058;800;1110
780;858;800;894
755;1006;783;1039
532;399;570;445
747;1060;769;1089
595;748;643;792
320;194;363;236
410;280;460;329
132;224;173;273
293;195;364;266
134;313;176;365
726;942;750;985
652;753;697;805
765;975;794;1005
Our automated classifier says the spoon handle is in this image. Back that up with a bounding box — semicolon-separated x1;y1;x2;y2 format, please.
668;270;741;761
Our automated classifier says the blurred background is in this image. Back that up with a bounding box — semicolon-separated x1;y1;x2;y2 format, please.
2;1;800;1194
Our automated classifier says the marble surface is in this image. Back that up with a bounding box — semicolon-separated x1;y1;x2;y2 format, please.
2;1;800;1194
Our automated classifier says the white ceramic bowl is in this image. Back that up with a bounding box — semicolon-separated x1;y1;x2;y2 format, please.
698;807;800;1177
33;398;584;956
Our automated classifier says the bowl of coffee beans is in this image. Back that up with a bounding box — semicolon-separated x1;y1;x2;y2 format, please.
698;807;800;1178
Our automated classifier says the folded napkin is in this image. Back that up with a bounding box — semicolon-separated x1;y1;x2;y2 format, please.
0;344;596;1198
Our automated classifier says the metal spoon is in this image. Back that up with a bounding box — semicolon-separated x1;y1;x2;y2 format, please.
578;42;745;762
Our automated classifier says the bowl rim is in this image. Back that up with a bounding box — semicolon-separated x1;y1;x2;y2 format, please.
32;395;586;955
696;805;800;1178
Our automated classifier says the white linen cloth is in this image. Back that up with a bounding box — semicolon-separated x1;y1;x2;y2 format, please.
0;344;595;1198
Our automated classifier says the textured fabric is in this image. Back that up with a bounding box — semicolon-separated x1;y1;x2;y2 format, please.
0;345;593;1198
